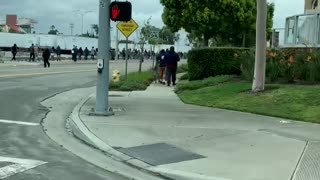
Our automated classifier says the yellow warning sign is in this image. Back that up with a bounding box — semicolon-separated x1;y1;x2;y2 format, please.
116;19;139;38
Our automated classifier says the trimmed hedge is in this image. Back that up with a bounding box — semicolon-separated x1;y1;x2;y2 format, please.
188;47;249;80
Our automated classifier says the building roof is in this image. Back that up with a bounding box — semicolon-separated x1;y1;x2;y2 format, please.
0;18;37;26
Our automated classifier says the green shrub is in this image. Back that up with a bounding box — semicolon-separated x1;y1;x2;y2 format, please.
175;75;234;93
188;47;249;80
266;49;284;83
110;70;155;91
239;50;255;81
179;73;189;80
177;63;188;73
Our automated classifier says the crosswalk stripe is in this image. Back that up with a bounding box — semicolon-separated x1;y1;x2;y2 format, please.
0;119;39;126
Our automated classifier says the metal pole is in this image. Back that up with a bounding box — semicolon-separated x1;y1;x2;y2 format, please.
252;0;267;92
125;37;128;79
81;14;84;35
94;0;113;116
116;28;119;60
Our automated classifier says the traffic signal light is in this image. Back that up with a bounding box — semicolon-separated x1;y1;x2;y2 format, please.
110;1;132;22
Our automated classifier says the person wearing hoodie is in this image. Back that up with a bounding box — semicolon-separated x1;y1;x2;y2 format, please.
164;46;180;86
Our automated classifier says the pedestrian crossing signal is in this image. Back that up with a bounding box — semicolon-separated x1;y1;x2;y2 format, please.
110;1;132;22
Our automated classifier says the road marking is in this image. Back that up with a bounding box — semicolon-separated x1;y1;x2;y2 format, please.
0;119;39;126
0;69;94;78
0;156;47;179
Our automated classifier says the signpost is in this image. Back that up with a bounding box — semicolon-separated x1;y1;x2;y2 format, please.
117;19;139;79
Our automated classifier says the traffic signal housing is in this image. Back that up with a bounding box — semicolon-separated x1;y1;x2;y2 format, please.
110;1;132;22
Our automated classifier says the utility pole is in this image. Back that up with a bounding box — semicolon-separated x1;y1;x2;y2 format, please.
70;23;74;36
73;10;92;35
252;0;267;92
93;0;114;116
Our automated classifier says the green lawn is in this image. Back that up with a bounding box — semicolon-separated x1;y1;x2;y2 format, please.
110;70;155;91
177;76;320;123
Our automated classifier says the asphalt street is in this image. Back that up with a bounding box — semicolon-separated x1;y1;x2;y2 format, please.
0;60;152;180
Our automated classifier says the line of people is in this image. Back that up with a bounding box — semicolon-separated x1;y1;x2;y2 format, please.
71;46;97;62
156;46;180;86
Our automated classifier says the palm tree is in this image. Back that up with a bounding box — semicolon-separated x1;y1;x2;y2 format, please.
50;25;55;31
48;25;59;35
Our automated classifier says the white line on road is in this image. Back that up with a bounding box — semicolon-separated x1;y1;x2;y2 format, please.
0;156;47;179
0;119;39;126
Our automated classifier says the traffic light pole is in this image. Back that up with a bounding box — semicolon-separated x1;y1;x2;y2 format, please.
93;0;114;116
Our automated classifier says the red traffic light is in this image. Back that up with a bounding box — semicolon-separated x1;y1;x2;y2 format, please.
110;1;132;22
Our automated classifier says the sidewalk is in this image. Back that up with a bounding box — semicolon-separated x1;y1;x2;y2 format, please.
71;83;320;180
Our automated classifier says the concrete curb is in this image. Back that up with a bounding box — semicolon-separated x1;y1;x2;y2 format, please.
69;93;173;180
68;92;233;180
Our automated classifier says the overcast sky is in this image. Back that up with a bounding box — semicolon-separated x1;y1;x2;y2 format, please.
0;0;305;38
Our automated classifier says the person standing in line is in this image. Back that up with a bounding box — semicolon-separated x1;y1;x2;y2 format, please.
56;45;61;61
164;46;180;86
91;47;95;60
78;47;83;60
156;49;167;84
29;44;35;62
11;44;19;61
72;46;78;62
84;47;89;60
51;47;56;60
42;48;51;68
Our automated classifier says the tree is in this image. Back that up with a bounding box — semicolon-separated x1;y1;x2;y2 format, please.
48;25;59;35
159;26;178;45
91;24;99;36
140;17;161;46
80;31;95;38
252;0;267;92
161;0;274;47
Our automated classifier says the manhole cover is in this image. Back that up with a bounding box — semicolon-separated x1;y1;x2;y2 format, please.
117;143;205;166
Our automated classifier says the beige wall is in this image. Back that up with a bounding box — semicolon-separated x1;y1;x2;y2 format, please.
305;0;313;10
305;0;320;13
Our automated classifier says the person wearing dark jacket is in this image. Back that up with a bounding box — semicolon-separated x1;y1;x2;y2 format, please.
78;47;83;60
156;49;166;84
11;44;19;61
29;44;35;62
42;48;51;68
164;46;180;86
84;47;89;60
56;45;61;61
72;46;78;62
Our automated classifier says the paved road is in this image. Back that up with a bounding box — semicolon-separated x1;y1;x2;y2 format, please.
0;61;152;180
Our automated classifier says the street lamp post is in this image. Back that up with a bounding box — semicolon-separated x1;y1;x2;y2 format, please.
73;10;92;35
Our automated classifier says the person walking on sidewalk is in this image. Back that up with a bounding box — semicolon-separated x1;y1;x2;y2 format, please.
42;48;51;68
156;49;167;84
29;44;35;62
56;45;61;61
164;46;180;86
11;44;19;61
